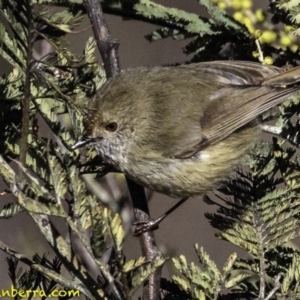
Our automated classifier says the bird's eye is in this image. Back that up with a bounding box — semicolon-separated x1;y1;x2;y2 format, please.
105;122;118;132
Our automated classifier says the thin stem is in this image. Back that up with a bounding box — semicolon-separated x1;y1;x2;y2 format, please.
83;1;163;299
0;240;95;299
253;201;266;300
0;155;102;299
83;0;119;78
20;0;33;165
264;275;281;300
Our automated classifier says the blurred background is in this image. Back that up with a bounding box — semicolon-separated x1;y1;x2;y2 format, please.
0;0;298;298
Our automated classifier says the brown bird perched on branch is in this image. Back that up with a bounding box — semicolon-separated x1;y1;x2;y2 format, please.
73;61;300;232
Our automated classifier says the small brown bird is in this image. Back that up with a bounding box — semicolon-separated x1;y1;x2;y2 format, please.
74;61;300;200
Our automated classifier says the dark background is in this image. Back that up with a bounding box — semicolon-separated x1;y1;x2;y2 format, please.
0;0;295;299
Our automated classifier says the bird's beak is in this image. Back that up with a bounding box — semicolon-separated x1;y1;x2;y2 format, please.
72;135;98;150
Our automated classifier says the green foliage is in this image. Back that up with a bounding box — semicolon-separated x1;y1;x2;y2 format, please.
209;0;300;61
172;247;249;300
101;0;253;62
0;0;300;299
276;0;300;35
201;138;300;298
0;0;161;299
205;138;300;253
6;255;64;296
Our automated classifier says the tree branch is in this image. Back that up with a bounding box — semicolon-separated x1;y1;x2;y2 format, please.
20;0;33;165
83;0;119;78
0;240;95;299
83;1;162;299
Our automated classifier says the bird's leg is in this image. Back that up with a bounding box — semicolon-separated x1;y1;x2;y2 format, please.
133;197;189;236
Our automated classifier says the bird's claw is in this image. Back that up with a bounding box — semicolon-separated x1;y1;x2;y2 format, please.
132;219;160;236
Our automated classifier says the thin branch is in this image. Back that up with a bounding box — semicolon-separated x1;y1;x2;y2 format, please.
0;240;95;299
83;1;163;299
264;275;281;300
83;0;119;78
20;0;34;165
0;155;103;300
126;179;163;300
254;201;266;300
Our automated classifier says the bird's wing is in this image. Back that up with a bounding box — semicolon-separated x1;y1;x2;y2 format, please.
173;62;300;159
